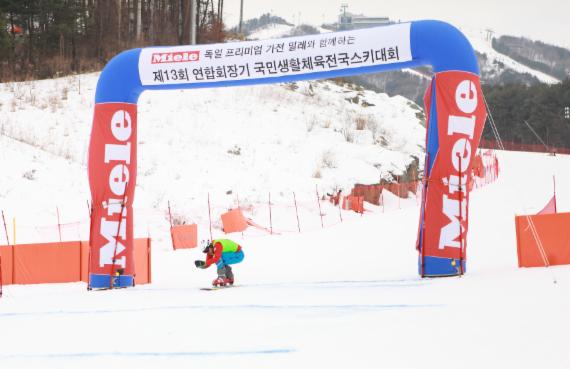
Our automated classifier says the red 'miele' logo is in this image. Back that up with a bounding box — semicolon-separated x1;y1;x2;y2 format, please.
151;51;200;64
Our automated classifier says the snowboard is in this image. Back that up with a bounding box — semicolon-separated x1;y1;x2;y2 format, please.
200;285;237;291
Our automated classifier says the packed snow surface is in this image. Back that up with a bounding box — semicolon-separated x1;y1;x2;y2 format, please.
0;149;569;369
0;72;569;369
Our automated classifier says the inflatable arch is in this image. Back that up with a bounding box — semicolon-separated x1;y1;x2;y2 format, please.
88;20;487;288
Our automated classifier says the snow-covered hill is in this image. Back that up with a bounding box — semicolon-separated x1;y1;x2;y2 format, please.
246;21;563;84
461;27;561;84
0;72;424;245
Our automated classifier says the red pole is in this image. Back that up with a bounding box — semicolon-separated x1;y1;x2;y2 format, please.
316;185;324;228
167;201;175;250
87;205;94;290
397;177;401;209
167;201;174;228
56;207;62;243
268;192;273;235
1;210;9;245
420;177;429;278
0;249;2;297
109;181;128;289
293;192;301;233
457;153;464;276
207;193;213;240
553;175;557;213
338;194;343;222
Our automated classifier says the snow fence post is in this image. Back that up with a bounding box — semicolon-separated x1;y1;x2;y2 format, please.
2;210;9;246
56;206;62;243
109;182;128;289
167;201;175;250
316;185;323;228
207;193;213;240
268;192;273;235
293;192;301;233
457;153;464;276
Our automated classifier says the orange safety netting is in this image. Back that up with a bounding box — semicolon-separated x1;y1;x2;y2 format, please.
342;195;364;213
351;181;421;207
536;196;557;215
515;212;570;268
0;238;151;285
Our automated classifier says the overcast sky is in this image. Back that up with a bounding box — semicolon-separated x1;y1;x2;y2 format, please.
223;0;570;49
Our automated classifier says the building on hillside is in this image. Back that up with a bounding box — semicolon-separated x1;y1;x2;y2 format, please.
338;4;392;30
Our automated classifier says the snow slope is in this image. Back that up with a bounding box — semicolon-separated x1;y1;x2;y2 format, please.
0;59;569;369
461;26;561;84
246;23;296;40
0;148;569;369
0;73;424;245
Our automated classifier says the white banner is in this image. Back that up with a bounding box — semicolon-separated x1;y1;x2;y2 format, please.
138;23;412;86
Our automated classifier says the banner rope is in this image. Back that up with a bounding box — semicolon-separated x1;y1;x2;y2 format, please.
483;94;505;151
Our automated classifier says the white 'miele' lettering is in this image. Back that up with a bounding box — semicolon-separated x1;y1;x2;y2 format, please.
437;78;479;250
99;218;127;268
108;164;129;196
455;80;478;114
451;138;471;173
105;142;131;164
111;110;132;141
446;174;468;195
448;115;476;139
103;198;128;217
438;195;467;249
98;108;134;270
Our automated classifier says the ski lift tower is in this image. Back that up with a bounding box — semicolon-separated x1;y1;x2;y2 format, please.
339;3;351;29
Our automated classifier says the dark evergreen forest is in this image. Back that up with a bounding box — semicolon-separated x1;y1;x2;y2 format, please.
0;0;226;81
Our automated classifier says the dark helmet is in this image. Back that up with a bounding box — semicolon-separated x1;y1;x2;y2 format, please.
201;239;213;253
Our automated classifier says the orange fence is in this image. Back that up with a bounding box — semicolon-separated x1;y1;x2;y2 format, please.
221;208;248;233
350;149;500;205
472;149;499;189
171;224;198;249
514;213;570;268
342;195;364;213
480;139;570;155
351;181;421;206
0;238;151;285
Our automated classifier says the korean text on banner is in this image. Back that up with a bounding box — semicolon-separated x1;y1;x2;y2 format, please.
138;23;412;86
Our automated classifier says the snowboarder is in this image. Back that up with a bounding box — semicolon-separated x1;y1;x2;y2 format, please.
195;239;244;287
